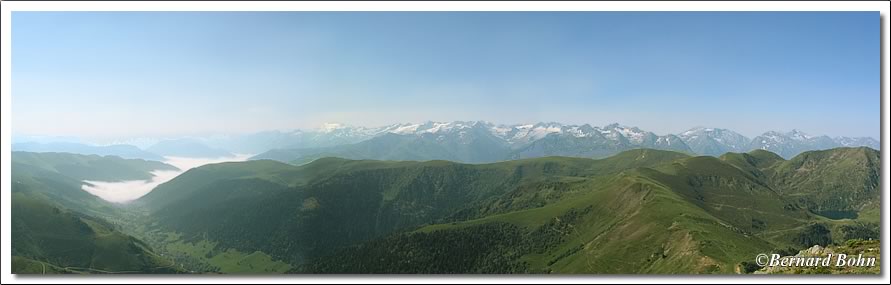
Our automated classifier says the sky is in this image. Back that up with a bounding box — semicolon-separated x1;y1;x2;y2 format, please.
11;12;880;140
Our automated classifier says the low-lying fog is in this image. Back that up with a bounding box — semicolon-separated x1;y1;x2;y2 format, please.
81;154;253;203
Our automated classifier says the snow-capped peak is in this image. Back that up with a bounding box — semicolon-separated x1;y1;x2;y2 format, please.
680;127;706;137
787;129;812;141
603;123;649;144
387;123;422;134
507;122;564;143
680;127;724;137
374;121;495;136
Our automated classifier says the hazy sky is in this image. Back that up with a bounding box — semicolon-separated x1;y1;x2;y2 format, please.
12;12;879;140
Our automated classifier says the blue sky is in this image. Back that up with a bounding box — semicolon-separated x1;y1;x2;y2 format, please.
12;12;879;140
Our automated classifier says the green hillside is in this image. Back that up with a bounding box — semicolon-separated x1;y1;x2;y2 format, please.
721;147;880;222
11;152;182;274
12;151;179;181
11;151;178;216
767;147;880;221
300;173;777;273
135;149;692;265
299;152;819;273
11;192;178;274
135;159;298;212
11;162;118;217
130;147;879;273
11;147;879;274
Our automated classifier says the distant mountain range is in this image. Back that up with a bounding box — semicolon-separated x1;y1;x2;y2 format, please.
145;139;234;158
250;121;879;164
12;139;235;161
11;142;166;161
13;121;879;164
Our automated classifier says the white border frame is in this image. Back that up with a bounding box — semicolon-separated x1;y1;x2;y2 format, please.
1;1;889;284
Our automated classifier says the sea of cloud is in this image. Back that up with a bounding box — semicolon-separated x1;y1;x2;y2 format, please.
81;154;252;203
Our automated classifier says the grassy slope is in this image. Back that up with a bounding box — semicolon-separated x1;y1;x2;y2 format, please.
722;148;880;220
767;147;880;215
303;172;775;273
10;151;183;274
137;150;693;267
143;148;804;273
162;239;291;274
302;148;874;274
11;256;72;274
135;159;299;212
11;151;182;218
11;163;118;217
336;156;791;273
11;192;178;274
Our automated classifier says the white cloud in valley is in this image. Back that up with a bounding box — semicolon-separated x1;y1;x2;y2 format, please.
81;154;253;203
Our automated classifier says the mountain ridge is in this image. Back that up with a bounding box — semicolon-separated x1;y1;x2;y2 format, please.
249;121;878;163
14;121;877;163
129;147;878;273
